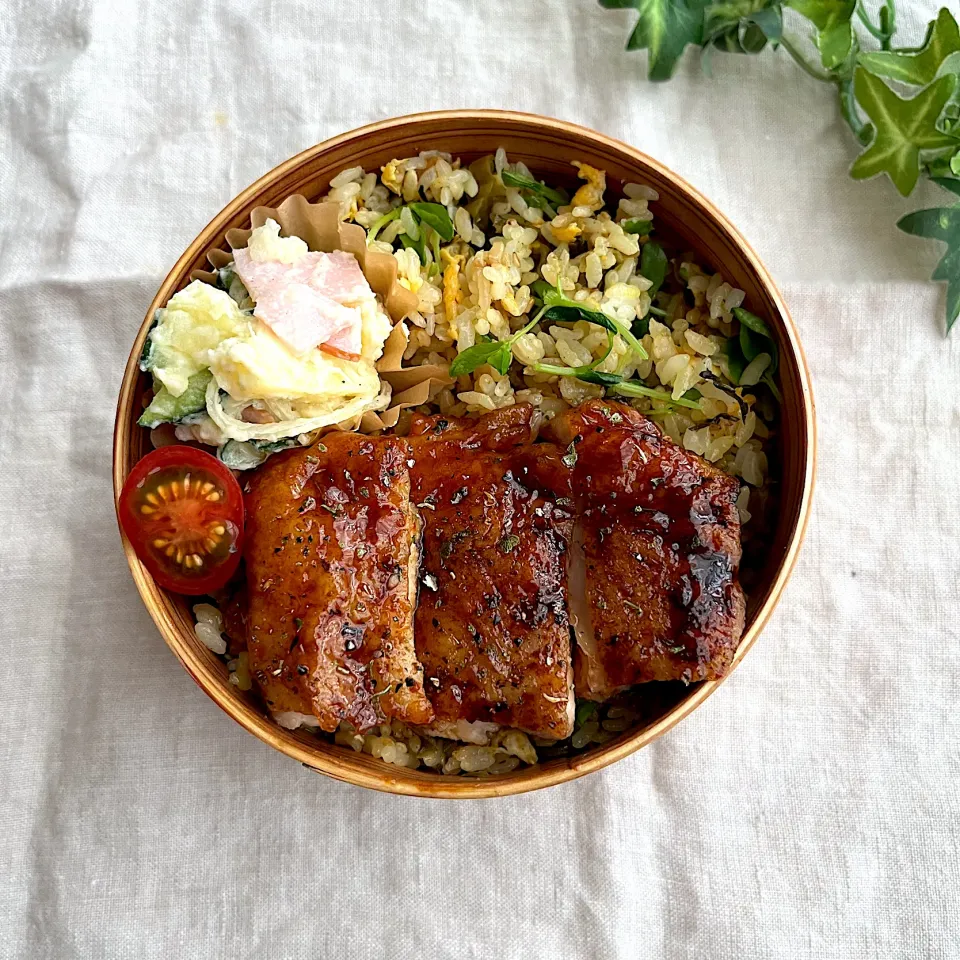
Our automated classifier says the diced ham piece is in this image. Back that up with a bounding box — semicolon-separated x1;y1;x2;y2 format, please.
233;247;370;359
293;250;375;305
321;319;363;359
231;250;289;302
259;283;360;357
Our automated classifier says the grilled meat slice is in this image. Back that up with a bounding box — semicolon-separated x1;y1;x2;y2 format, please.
243;433;433;732
407;406;576;740
542;400;746;699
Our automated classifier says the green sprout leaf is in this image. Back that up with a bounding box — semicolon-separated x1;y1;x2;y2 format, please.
623;218;653;234
850;69;959;196
448;339;513;377
786;0;855;70
733;305;772;337
600;0;709;81
734;307;779;376
530;279;555;302
724;337;747;385
500;170;568;206
366;207;401;245
407;202;455;241
540;287;649;359
858;7;960;86
448;305;549;378
610;380;702;408
399;231;427;266
534;363;625;387
577;369;626;386
640;241;668;295
897;204;960;332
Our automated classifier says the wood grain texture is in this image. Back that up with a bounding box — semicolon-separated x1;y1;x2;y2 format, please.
113;110;816;799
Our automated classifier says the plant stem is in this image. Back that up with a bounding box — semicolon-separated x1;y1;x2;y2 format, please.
838;79;874;146
855;2;885;42
779;34;834;83
610;382;701;409
879;0;897;50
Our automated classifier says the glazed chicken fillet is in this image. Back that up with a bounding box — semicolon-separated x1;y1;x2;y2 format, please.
243;432;432;733
240;400;746;736
541;401;746;700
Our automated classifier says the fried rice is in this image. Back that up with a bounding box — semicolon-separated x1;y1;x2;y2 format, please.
194;148;779;776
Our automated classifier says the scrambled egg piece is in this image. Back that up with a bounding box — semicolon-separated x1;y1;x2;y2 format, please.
381;160;403;195
551;223;582;244
571;162;606;212
442;250;463;327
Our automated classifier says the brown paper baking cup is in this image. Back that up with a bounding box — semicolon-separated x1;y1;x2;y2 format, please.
190;195;454;432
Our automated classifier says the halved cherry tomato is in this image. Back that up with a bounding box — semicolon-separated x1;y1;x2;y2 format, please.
119;446;244;595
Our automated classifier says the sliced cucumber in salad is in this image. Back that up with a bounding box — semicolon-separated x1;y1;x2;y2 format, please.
218;437;301;471
218;264;254;312
138;369;213;429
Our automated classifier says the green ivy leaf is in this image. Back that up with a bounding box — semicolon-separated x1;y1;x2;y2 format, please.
743;7;782;49
933;177;960;197
704;0;782;54
858;8;960;87
897;204;960;332
600;0;709;81
850;69;959;196
787;0;855;69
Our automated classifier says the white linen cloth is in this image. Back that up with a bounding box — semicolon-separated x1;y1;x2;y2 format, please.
1;1;958;957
